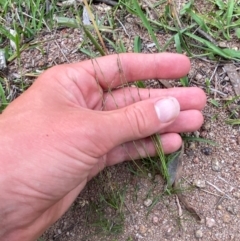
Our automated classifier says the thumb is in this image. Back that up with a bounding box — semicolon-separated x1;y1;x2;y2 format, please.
104;97;180;147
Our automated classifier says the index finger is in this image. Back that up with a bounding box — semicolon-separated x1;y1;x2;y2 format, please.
75;53;190;89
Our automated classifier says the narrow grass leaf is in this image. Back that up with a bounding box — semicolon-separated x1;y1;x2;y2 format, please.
134;36;141;53
166;150;182;188
182;136;218;146
174;33;182;53
55;16;78;28
226;119;240;125
209;98;219;107
0;26;16;42
83;25;105;56
185;32;240;59
187;10;209;32
132;0;161;51
222;48;240;59
236;28;240;39
215;0;225;9
225;0;234;38
180;76;189;87
79;47;97;58
151;134;169;183
0;79;7;112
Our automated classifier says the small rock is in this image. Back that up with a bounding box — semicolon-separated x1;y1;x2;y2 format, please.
224;76;229;81
217;205;223;210
144;198;152;207
38;60;45;67
203;122;211;130
219;41;227;48
194;131;200;138
189;142;196;150
195;73;203;81
233;191;240;199
201;147;212;156
195;229;203;238
223;213;231;223
134;225;139;231
135;233;143;239
139;224;147;234
226;206;237;215
211;158;222;172
57;229;62;234
193;157;199;164
152;216;159;224
206;217;216;228
193;179;206;188
200;131;207;138
232;46;238;51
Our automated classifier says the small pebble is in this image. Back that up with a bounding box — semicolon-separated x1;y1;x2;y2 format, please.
226;206;237;215
219;41;227;48
189;142;196;150
206;217;216;228
193;157;199;164
195;73;203;81
203;122;211;130
200;131;207;138
201;147;212;156
217;205;223;210
195;229;203;238
233;191;240;199
224;76;229;81
144;198;152;207
152;216;159;224
139;224;147;234
193;179;206;188
223;213;231;223
211;158;222;172
194;131;200;138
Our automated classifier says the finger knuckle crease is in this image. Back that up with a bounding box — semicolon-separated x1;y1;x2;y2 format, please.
125;106;147;137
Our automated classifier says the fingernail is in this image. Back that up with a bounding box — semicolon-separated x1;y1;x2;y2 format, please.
154;97;180;123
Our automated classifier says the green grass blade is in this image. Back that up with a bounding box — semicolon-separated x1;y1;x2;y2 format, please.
174;33;182;53
182;136;218;146
187;10;209;32
132;0;161;51
83;25;105;56
151;134;169;183
134;36;141;53
185;32;239;59
226;119;240;125
0;26;16;42
0;78;8;112
180;76;189;87
225;0;234;39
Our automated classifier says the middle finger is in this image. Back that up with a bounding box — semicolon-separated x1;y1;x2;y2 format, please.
103;87;206;111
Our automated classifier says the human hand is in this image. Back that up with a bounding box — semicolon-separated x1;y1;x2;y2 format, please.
0;53;206;240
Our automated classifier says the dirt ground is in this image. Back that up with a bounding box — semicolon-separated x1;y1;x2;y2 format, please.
3;1;240;241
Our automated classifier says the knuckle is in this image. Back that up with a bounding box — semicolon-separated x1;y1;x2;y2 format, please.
124;105;148;138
